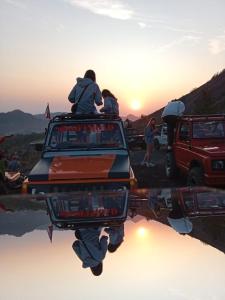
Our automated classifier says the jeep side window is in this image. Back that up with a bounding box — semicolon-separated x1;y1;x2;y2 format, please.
179;122;190;140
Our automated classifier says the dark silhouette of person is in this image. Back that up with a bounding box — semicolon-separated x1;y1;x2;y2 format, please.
68;70;102;114
72;227;108;276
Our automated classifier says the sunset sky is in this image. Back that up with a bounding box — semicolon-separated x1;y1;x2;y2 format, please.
1;0;225;116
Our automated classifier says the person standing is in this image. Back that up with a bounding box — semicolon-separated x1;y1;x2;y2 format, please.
161;99;185;150
142;118;157;167
68;70;103;114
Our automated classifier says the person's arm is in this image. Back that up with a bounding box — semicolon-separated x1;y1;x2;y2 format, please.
68;85;76;103
94;84;103;106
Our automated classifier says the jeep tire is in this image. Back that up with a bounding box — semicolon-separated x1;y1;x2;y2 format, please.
165;152;177;179
187;167;204;186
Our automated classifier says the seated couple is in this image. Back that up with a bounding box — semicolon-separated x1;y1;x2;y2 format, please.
68;69;119;115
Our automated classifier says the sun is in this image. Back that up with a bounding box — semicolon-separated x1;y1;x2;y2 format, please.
130;99;141;111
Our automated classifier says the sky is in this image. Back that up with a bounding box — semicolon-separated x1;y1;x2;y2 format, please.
0;0;225;116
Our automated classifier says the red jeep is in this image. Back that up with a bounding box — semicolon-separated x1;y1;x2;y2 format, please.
166;115;225;186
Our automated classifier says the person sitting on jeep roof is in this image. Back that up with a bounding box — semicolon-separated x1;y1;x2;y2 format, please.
68;70;103;114
100;89;119;115
161;99;185;149
72;228;108;276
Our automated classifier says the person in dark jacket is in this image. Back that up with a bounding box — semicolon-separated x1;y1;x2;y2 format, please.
68;70;103;114
72;228;108;276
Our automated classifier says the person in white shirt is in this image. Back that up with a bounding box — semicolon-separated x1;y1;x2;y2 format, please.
161;99;185;149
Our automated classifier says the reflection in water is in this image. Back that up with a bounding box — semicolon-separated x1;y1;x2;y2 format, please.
72;225;124;276
0;188;225;299
0;187;225;268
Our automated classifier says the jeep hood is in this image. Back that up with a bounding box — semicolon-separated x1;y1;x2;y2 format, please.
196;144;225;156
28;154;130;181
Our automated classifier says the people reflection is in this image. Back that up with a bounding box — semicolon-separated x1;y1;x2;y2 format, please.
72;227;108;276
167;190;193;235
105;224;124;253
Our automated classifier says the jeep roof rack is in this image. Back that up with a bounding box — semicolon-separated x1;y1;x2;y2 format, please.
51;113;122;122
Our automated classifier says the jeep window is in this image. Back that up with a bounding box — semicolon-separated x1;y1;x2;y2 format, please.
48;122;125;149
179;122;190;140
193;121;225;139
196;191;225;209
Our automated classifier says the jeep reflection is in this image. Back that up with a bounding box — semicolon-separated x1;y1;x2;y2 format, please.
22;114;137;194
166;115;225;186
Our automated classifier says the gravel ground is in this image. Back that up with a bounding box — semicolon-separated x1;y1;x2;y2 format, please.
130;148;186;188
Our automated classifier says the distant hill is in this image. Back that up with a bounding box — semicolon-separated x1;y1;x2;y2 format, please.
122;114;139;121
134;69;225;129
0;110;49;134
0;109;138;134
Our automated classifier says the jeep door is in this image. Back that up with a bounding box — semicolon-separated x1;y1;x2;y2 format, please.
174;121;192;171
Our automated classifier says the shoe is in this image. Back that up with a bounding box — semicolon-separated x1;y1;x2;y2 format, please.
141;161;146;166
148;162;155;167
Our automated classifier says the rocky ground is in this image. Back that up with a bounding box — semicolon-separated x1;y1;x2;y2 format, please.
130;148;186;188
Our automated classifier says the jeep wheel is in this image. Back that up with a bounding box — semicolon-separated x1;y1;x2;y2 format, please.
187;167;204;186
165;152;177;179
154;139;160;151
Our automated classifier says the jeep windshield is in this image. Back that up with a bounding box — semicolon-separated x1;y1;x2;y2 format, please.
48;122;125;150
193;121;225;139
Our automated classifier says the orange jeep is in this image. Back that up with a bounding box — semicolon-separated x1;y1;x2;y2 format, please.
22;114;137;194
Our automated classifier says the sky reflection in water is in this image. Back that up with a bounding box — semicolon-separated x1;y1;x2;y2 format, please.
0;188;225;300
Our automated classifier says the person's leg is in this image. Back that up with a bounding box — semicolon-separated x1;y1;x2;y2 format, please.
163;115;177;148
148;144;155;167
141;143;148;165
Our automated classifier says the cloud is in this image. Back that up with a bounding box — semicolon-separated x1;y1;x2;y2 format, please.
3;0;27;9
65;0;202;35
138;22;147;29
209;32;225;55
66;0;134;20
56;24;65;33
157;35;201;53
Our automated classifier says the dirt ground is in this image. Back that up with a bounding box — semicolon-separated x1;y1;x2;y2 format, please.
130;148;186;188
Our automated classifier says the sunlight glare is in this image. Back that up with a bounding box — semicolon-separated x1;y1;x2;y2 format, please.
137;227;147;238
130;99;141;111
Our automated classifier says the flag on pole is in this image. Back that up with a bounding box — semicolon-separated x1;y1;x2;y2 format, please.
47;224;53;243
45;103;51;119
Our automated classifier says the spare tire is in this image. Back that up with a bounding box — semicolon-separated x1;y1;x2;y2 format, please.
187;167;204;186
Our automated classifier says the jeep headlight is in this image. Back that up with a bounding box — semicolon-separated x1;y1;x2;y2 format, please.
212;160;225;170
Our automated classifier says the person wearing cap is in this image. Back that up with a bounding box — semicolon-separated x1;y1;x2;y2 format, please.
68;70;103;114
161;99;185;150
72;228;108;276
8;155;21;172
